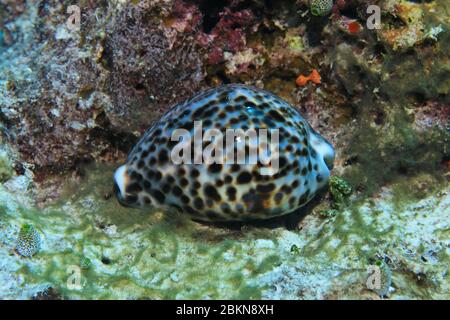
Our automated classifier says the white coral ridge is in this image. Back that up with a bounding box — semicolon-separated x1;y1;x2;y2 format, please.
425;25;444;41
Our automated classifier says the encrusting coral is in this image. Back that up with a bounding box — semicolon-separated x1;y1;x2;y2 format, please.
309;0;334;17
329;176;353;209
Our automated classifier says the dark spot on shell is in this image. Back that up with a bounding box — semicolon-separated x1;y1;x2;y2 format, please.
208;163;222;174
226;186;237;201
281;185;292;194
237;171;252;184
130;171;143;182
172;186;182;197
184;206;198;215
148;157;157;166
289;196;296;207
274;192;283;204
180;178;189;187
158;149;169;164
236;204;244;214
242;192;266;213
279;156;287;168
181;195;190;204
216;179;224;187
191;168;200;178
151;190;165;203
206;211;221;220
231;164;240;172
256;183;276;193
268;109;285;122
180;121;194;131
125;195;138;204
225;105;235;112
193;198;204;210
143;196;152;204
220;203;231;214
230;118;239;125
126;183;142;194
162;183;171;193
300;149;309;157
204;185;221;202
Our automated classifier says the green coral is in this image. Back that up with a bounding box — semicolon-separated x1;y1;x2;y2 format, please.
310;0;333;17
290;244;300;254
80;257;92;270
287;35;304;51
329;176;353;209
16;224;41;258
319;209;339;219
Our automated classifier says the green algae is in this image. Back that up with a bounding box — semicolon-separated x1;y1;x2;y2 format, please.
287;35;304;51
343;106;448;198
0;164;275;299
0;159;448;299
0;150;13;183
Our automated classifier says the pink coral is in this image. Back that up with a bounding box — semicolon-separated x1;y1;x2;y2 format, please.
203;7;257;64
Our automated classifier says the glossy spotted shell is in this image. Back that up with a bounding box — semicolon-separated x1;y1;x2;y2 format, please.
114;84;334;222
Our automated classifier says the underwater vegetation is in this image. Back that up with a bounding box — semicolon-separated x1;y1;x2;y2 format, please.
0;150;13;183
0;0;448;300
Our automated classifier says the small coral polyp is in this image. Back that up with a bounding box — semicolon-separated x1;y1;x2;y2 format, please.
310;0;334;17
329;176;353;209
16;224;41;258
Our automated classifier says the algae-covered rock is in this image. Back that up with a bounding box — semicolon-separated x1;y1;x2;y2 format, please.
0;164;448;300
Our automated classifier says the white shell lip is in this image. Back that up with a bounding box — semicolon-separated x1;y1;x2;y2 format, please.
309;129;335;171
114;165;128;198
